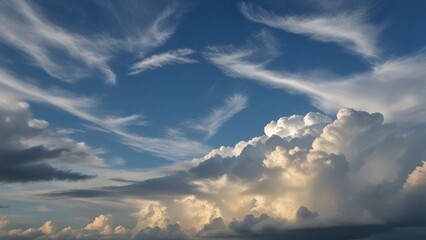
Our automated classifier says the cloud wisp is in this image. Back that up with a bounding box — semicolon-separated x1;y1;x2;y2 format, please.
0;1;184;85
204;45;426;124
187;93;248;139
239;2;381;59
0;69;210;160
130;48;197;75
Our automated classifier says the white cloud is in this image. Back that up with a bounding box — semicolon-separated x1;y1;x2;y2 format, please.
239;2;381;59
188;93;248;139
7;108;426;238
0;1;184;85
205;45;426;124
0;1;115;84
0;69;210;160
130;48;196;75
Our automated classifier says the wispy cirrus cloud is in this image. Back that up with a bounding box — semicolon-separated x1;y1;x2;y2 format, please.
239;2;381;59
0;1;184;85
187;93;248;139
204;44;426;124
130;48;196;75
0;69;210;160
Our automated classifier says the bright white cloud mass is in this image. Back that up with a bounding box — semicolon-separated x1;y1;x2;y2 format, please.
1;1;426;240
2;108;426;239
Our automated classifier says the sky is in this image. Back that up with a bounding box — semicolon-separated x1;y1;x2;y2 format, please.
0;0;426;239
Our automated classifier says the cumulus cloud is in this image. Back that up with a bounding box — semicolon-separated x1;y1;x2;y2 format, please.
0;93;100;183
130;48;196;75
0;215;131;240
42;108;426;239
0;1;184;85
239;2;381;59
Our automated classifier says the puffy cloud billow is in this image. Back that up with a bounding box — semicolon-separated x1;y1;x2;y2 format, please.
0;94;102;183
15;108;426;239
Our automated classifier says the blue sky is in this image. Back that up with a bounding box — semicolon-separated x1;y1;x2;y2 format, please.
1;0;426;239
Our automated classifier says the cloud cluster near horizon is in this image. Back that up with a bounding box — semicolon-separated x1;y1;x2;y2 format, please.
23;108;426;239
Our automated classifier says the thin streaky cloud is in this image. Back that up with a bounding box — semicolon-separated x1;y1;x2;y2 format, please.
205;46;426;123
0;1;184;85
0;1;116;84
130;48;196;75
188;93;248;139
239;2;381;59
0;69;210;160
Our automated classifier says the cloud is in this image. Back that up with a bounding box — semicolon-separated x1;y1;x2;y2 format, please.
130;48;196;75
0;1;184;85
188;93;248;139
205;44;426;124
0;1;115;84
239;2;381;59
135;224;188;240
0;69;210;160
42;108;426;239
0;215;131;240
0;93;100;183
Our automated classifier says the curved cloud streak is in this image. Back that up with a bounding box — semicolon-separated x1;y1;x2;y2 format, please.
239;2;381;59
130;48;196;75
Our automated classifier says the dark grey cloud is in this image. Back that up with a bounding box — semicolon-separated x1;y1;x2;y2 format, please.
296;206;319;220
0;146;94;183
0;94;101;183
134;224;188;240
44;171;198;199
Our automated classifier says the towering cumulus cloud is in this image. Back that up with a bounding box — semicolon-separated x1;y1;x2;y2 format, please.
16;108;424;239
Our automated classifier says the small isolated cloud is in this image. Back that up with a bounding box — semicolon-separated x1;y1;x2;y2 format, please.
130;48;196;75
188;93;248;139
239;2;381;59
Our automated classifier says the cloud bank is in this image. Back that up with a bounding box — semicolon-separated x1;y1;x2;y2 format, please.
31;108;426;239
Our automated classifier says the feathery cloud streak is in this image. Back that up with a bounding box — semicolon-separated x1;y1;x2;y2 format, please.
0;69;210;160
204;46;426;123
239;2;381;59
130;48;196;75
0;1;183;85
188;93;248;139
